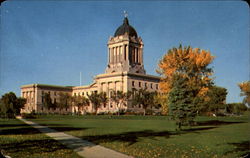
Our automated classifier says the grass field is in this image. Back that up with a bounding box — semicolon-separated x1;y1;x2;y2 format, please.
0;118;81;158
28;113;250;158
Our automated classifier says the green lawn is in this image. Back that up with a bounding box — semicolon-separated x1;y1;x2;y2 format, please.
0;118;81;158
28;113;250;158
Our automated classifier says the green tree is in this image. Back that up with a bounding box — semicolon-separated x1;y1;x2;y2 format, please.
200;86;228;115
87;92;102;115
58;92;72;113
226;103;248;115
168;75;196;130
111;90;131;115
154;93;168;115
0;92;26;118
43;93;54;110
15;97;27;114
234;103;248;115
99;92;108;112
73;95;89;115
132;88;157;116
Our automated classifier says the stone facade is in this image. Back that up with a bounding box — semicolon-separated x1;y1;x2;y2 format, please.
21;84;72;113
20;17;160;114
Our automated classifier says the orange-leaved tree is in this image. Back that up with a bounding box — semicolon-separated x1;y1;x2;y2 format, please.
157;45;214;127
238;81;250;107
157;45;214;97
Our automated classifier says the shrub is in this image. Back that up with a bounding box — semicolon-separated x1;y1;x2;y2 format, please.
21;113;37;119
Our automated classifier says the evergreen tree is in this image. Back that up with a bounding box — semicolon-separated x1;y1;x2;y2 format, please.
168;75;196;130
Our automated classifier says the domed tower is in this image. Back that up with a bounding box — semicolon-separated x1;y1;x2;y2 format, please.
105;17;146;74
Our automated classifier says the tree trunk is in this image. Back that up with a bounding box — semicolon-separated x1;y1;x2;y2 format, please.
117;103;120;116
95;106;98;115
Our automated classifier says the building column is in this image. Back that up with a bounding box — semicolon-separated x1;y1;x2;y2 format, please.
120;46;124;62
120;46;122;63
117;47;120;63
124;45;126;61
134;48;137;63
126;45;129;61
114;47;116;64
110;47;113;64
116;47;118;64
132;47;135;64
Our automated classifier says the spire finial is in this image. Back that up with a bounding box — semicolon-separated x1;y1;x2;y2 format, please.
124;10;128;18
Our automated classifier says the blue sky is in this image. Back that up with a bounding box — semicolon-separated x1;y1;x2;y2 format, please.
0;1;249;103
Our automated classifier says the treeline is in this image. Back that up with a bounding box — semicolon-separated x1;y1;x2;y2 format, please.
42;89;160;116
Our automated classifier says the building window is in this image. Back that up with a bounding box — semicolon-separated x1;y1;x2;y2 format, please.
54;92;56;96
145;83;147;88
132;81;135;87
139;82;141;87
156;84;158;90
74;93;76;96
151;83;153;89
78;92;80;96
82;92;84;96
86;92;88;95
54;98;57;104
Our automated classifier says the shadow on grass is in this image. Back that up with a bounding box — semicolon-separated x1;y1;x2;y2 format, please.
81;130;170;146
0;124;89;135
79;120;245;146
182;127;216;132
80;127;217;146
225;141;250;157
0;124;27;128
0;127;41;135
0;139;70;154
196;120;245;126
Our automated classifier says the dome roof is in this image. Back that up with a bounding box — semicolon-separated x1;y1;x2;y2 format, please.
114;17;138;38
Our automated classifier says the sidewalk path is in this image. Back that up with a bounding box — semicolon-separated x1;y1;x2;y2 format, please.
16;116;133;158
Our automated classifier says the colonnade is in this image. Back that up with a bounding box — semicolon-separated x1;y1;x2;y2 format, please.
22;91;35;103
108;45;143;65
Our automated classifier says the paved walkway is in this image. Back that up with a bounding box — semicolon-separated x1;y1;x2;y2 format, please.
16;116;133;158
